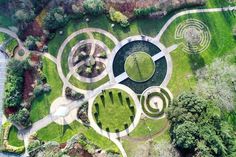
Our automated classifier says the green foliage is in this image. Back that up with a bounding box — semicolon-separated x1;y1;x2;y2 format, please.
27;140;41;152
109;8;129;27
14;9;35;23
9;108;31;128
134;7;157;17
3;59;29;108
83;0;105;15
24;35;40;50
43;7;69;31
33;85;44;97
167;93;236;156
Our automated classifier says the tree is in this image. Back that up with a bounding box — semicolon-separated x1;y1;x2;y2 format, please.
167;92;236;157
83;0;105;15
109;7;129;27
195;54;236;111
14;9;35;23
43;7;69;31
9;108;31;128
3;59;29;108
24;35;40;50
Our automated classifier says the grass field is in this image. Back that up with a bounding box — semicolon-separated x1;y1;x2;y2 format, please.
30;57;63;122
161;11;236;96
8;126;24;147
125;52;155;82
36;121;119;153
69;75;109;90
128;118;168;138
92;88;136;132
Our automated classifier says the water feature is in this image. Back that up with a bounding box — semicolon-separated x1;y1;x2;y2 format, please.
112;40;167;94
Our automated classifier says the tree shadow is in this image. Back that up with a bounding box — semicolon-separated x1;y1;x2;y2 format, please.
62;124;73;136
187;44;205;73
118;92;123;105
100;95;105;107
109;91;114;104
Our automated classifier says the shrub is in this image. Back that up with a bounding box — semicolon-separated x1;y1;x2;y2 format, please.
24;35;40;51
27;140;41;152
3;59;27;108
83;0;105;15
109;8;129;27
134;6;157;17
9;108;31;128
33;85;44;97
71;4;84;19
43;7;69;31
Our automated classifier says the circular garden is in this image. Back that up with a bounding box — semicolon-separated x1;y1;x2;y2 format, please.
112;40;167;94
141;87;172;119
92;88;136;133
124;51;155;82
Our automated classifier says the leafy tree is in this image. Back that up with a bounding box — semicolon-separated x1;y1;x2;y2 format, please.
195;54;236;111
24;35;40;50
109;7;129;27
134;6;157;17
83;0;105;15
43;7;69;31
167;92;236;156
71;4;84;18
9;108;31;128
3;59;29;108
14;9;35;23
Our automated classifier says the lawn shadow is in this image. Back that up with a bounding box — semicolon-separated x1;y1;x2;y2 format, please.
187;44;205;73
61;124;73;136
100;95;105;107
118;92;123;105
109;91;114;104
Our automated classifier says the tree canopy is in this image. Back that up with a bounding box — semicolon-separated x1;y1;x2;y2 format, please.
167;92;236;157
83;0;105;15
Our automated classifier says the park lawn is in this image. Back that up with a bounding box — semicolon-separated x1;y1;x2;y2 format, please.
8;126;24;147
37;121;119;153
92;32;116;50
128;118;168;138
48;14;172;57
5;38;18;56
30;57;63;123
125;52;155;82
161;11;236;96
69;75;109;90
92;88;135;132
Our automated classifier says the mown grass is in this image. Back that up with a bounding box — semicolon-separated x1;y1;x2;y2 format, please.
161;11;236;96
30;57;63;122
37;121;119;153
69;75;109;90
92;88;135;132
8;126;24;147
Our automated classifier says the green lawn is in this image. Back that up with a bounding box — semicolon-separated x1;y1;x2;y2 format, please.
69;75;109;90
30;57;63;122
8;126;24;147
37;121;119;153
92;88;136;132
128;118;168;138
161;11;236;96
125;52;155;82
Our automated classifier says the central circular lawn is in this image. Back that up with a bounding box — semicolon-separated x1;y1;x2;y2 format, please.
92;88;136;133
125;52;155;82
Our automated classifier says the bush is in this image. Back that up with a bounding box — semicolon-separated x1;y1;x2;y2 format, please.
65;87;84;100
134;6;157;17
24;35;40;51
109;8;129;27
33;85;44;97
9;108;31;128
3;59;28;108
27;140;41;152
71;4;84;19
83;0;105;15
43;7;69;31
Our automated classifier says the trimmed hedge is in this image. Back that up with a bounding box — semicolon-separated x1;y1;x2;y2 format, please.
146;92;166;113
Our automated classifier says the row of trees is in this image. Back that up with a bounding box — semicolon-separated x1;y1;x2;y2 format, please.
3;59;32;128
